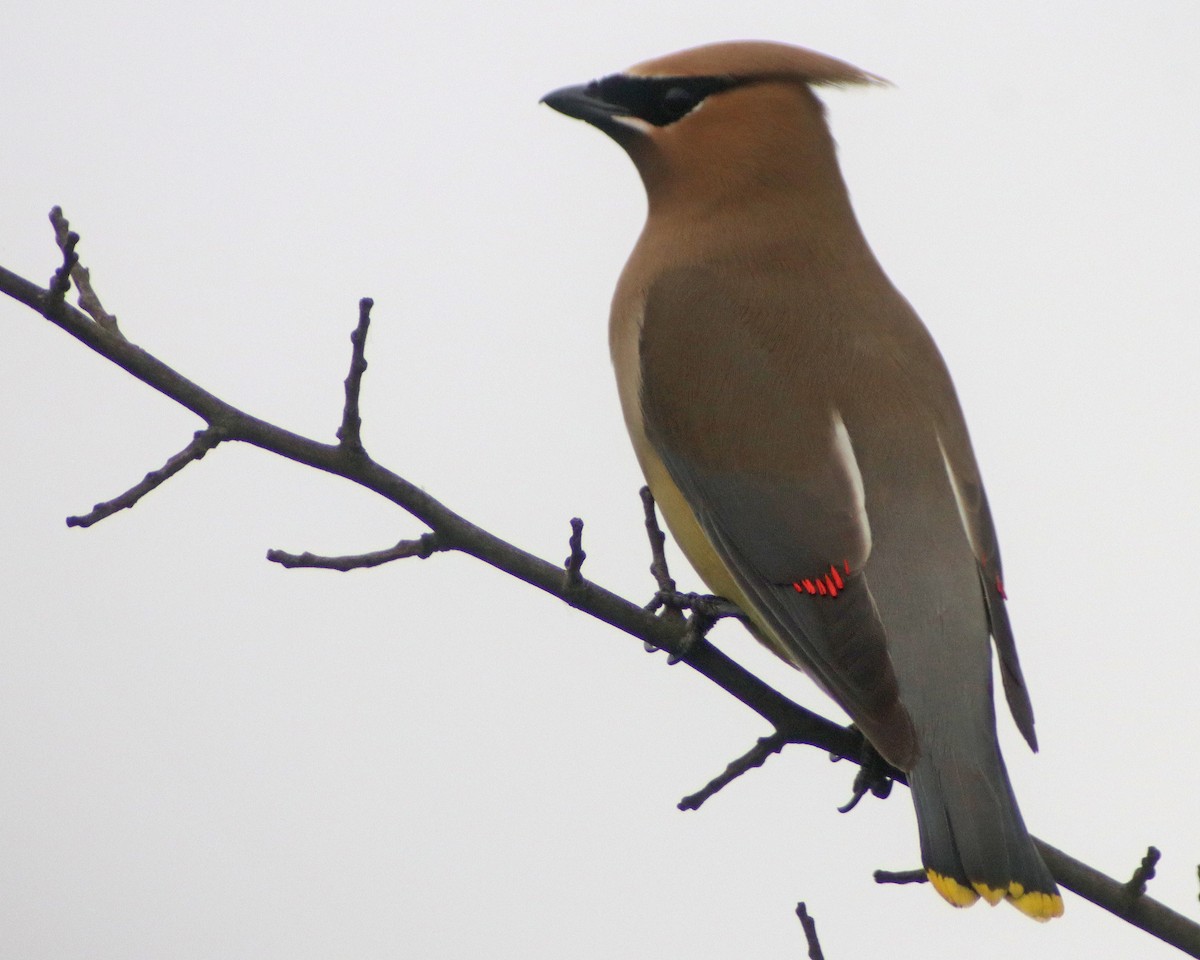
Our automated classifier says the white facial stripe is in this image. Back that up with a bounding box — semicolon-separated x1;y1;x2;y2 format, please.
831;410;872;555
611;115;654;135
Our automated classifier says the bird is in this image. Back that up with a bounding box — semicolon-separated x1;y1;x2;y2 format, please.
541;40;1062;920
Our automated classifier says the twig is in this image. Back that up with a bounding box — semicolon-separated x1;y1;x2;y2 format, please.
641;488;751;664
641;486;678;606
337;297;372;452
66;428;223;528
1036;839;1200;955
49;207;123;337
562;517;585;592
795;902;826;960
874;869;927;886
1124;846;1161;900
641;491;747;668
679;709;898;812
267;533;445;570
679;730;788;811
639;487;682;652
48;218;78;302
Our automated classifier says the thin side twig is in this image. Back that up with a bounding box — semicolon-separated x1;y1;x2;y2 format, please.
66;428;223;528
267;533;445;570
562;517;586;593
336;297;372;452
678;730;789;811
874;869;928;887
1124;846;1161;900
640;486;681;651
641;487;749;664
49;207;123;337
641;485;678;607
48;220;78;301
1036;839;1200;954
795;903;826;960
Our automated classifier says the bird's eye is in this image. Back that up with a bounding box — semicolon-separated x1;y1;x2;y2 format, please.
661;86;699;119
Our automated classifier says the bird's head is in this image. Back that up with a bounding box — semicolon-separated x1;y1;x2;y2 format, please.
542;41;885;218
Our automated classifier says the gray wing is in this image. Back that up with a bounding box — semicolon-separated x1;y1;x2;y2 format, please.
936;419;1038;750
638;267;917;767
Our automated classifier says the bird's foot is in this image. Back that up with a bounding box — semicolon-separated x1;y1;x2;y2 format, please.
837;733;895;813
644;592;743;661
654;590;744;621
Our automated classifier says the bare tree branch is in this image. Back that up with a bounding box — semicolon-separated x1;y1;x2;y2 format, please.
266;533;446;570
678;730;789;811
3;211;1200;958
47;219;78;302
795;902;826;960
337;297;372;453
640;485;679;612
562;516;586;594
1127;847;1163;899
66;428;223;528
50;206;123;337
1036;841;1198;954
874;869;928;887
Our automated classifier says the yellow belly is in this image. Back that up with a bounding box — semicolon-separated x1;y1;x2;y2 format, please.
643;455;748;606
636;438;811;674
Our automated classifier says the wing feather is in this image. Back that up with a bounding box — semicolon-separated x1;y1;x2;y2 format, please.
638;267;917;767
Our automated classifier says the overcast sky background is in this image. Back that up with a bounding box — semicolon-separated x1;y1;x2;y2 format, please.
3;3;1199;958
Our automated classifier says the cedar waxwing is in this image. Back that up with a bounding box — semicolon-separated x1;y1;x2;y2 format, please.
542;41;1063;920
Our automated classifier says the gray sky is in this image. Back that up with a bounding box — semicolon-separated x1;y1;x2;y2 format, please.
3;2;1199;958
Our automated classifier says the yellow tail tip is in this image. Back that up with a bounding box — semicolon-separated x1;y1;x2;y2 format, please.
927;872;1064;920
1009;884;1065;921
972;881;1006;906
927;870;980;908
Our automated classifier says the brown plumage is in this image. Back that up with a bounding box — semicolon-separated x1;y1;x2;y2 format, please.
543;40;1062;920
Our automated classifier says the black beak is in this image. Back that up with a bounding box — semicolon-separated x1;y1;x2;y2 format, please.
540;82;632;139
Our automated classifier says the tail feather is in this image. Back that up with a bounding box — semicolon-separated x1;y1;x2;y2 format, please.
909;748;1063;921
